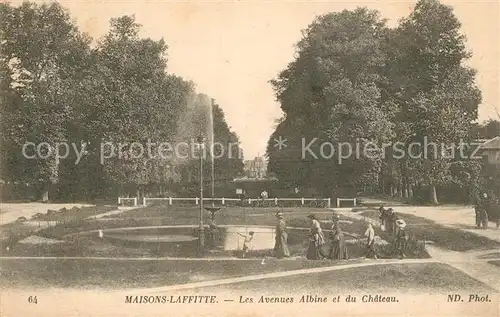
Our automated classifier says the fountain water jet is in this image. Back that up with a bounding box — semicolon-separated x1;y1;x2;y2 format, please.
173;93;216;197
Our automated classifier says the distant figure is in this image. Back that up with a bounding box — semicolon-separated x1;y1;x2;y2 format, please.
392;213;400;236
364;223;378;259
480;193;489;229
475;193;490;229
207;217;219;248
261;190;268;200
380;208;396;235
393;219;408;259
274;212;290;259
306;214;327;260
378;205;387;231
474;205;481;228
328;220;349;260
237;231;254;258
378;205;386;214
98;229;104;239
331;212;340;224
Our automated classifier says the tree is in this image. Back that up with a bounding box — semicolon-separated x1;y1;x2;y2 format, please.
268;8;394;196
391;0;482;204
0;2;92;200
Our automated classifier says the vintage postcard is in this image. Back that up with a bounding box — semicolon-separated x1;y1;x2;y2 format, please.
0;0;499;316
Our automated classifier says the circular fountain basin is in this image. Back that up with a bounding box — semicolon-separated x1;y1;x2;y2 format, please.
79;225;356;258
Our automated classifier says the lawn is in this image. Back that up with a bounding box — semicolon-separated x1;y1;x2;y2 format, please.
0;258;363;290
2;259;492;293
0;206;117;253
168;263;496;294
359;210;500;252
40;205;116;222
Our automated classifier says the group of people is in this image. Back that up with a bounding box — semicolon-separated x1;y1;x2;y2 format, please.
305;213;349;260
273;211;350;260
208;206;412;260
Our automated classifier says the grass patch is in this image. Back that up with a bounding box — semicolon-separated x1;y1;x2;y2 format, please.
0;220;49;253
0;205;115;256
40;205;116;222
359;210;500;252
488;260;500;268
195;263;496;294
0;258;362;290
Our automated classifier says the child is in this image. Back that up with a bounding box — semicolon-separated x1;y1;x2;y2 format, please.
364;223;378;259
237;231;254;258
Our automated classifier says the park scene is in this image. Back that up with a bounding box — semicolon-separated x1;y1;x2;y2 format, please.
1;0;499;305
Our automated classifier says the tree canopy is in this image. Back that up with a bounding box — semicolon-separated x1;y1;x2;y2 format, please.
0;2;243;201
266;0;488;204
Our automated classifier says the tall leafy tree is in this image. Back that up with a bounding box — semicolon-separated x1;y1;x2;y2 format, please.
0;2;91;200
391;0;482;204
268;8;394;196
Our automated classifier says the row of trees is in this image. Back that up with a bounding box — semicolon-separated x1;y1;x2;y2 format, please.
0;2;243;201
266;0;498;204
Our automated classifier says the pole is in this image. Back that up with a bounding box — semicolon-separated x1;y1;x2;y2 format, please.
199;139;205;257
211;147;215;207
211;99;215;207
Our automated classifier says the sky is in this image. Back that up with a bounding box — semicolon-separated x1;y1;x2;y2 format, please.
13;0;500;159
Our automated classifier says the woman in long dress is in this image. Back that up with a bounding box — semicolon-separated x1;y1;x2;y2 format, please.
329;221;349;260
274;212;290;258
392;219;408;259
306;214;327;260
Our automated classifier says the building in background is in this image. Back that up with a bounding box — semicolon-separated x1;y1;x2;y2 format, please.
243;156;267;179
479;136;500;165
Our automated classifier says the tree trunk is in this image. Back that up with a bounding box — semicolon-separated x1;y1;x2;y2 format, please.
430;184;439;205
390;185;394;197
409;185;414;197
404;184;409;199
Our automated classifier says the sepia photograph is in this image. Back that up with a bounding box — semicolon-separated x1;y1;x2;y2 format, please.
0;0;499;316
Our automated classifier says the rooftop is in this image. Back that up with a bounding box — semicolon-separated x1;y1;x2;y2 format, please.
480;136;500;150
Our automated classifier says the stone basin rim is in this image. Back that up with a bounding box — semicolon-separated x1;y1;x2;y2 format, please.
64;224;353;238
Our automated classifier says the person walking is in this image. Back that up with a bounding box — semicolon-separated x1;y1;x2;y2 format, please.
364;222;378;259
274;212;290;259
480;193;490;229
329;220;349;260
306;214;327;260
387;208;397;236
475;205;482;228
393;219;408;259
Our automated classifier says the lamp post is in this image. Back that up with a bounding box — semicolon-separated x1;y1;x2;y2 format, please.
197;136;205;257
